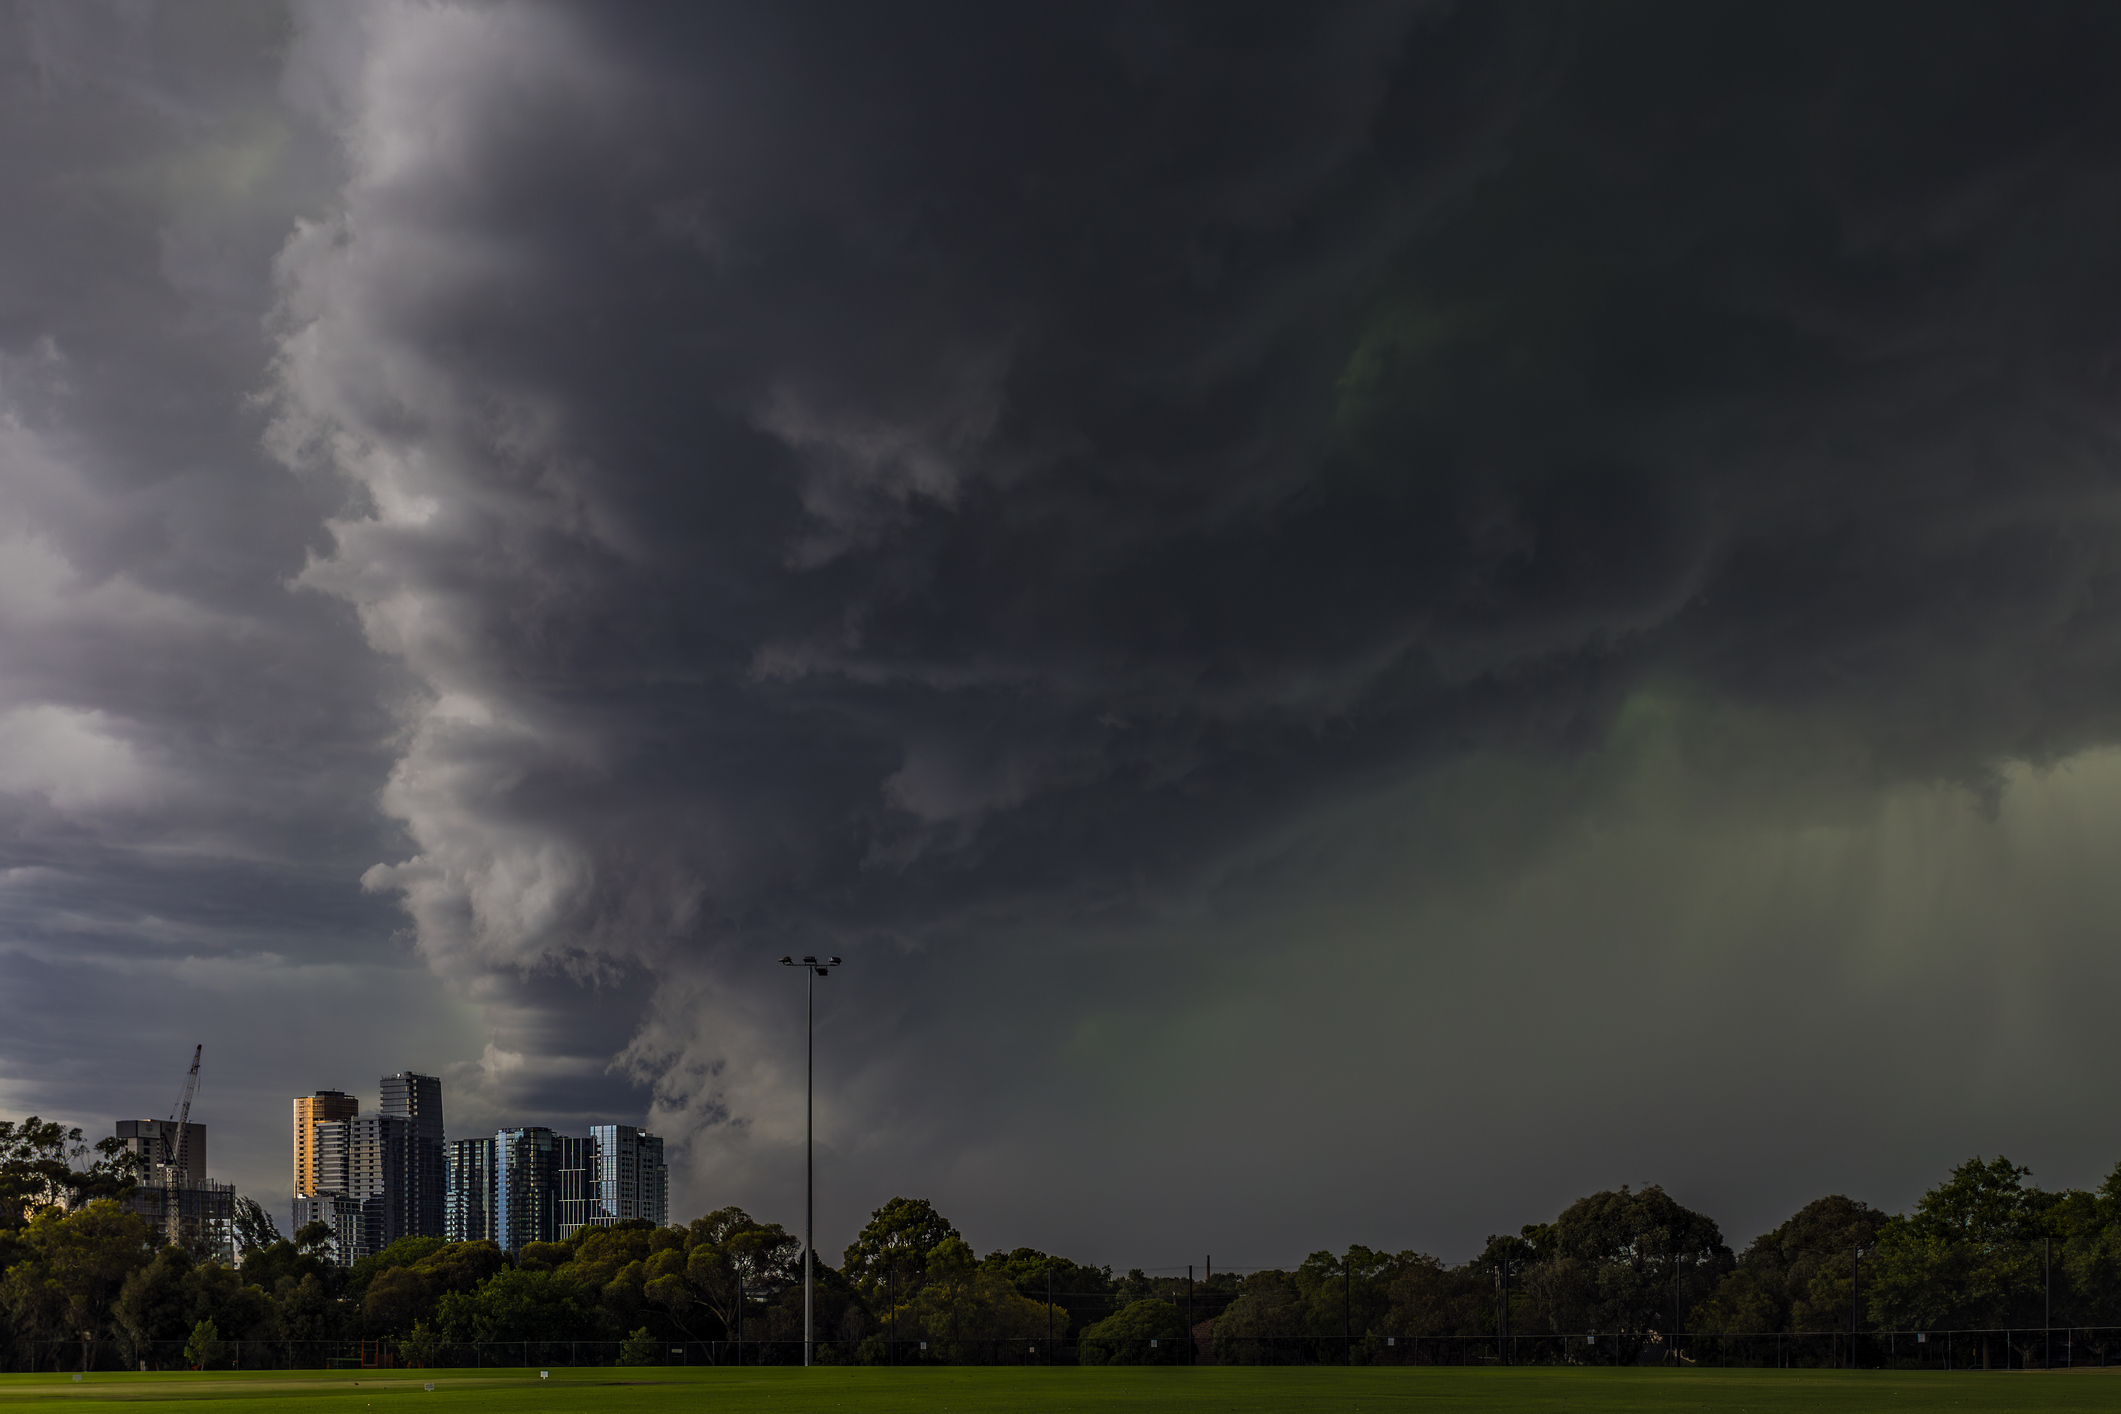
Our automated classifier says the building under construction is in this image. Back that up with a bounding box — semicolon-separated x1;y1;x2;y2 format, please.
113;1046;235;1263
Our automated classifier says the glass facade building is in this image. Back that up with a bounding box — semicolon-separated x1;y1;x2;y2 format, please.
380;1072;446;1239
494;1126;558;1254
444;1136;497;1244
587;1125;668;1229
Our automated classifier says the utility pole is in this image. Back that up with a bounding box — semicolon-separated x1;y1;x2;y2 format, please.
1500;1253;1510;1365
780;955;841;1367
1849;1247;1860;1370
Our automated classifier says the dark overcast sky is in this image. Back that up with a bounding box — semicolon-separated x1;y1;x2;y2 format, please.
8;0;2121;1268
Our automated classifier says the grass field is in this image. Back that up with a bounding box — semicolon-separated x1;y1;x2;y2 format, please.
2;1366;2118;1414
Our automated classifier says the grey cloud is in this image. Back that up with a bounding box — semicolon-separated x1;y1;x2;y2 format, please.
271;2;2121;1254
9;0;2121;1260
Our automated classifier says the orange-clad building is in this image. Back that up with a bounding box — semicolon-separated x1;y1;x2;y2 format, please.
292;1089;358;1195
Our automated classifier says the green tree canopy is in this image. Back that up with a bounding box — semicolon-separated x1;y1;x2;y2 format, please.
841;1197;959;1303
342;1239;506;1337
231;1198;282;1258
1691;1194;1889;1335
0;1121;145;1227
1543;1184;1730;1357
0;1201;157;1344
1869;1156;2053;1331
1079;1297;1187;1365
182;1317;224;1371
433;1266;603;1343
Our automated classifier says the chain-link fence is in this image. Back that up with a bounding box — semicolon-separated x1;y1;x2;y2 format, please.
17;1327;2121;1372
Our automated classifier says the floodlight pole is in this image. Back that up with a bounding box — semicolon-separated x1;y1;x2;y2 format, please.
781;954;841;1368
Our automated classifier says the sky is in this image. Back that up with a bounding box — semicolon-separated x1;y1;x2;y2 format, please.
6;0;2121;1271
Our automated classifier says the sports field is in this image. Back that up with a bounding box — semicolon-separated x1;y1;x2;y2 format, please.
1;1366;2117;1413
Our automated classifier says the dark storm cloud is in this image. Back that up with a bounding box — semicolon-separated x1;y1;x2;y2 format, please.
12;0;2121;1257
0;1;502;1182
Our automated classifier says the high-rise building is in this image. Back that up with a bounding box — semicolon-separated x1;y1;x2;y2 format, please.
292;1091;357;1198
112;1120;232;1260
379;1073;445;1239
494;1127;557;1254
311;1117;350;1197
291;1193;364;1265
445;1137;497;1244
586;1125;668;1229
346;1114;410;1258
466;1123;671;1252
306;1113;410;1262
113;1119;207;1187
554;1134;597;1238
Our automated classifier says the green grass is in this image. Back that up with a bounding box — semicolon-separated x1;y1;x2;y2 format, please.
1;1366;2117;1414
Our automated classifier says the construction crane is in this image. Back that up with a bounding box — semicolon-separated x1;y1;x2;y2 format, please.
158;1046;201;1248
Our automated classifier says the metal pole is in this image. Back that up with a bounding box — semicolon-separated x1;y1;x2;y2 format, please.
1344;1254;1352;1366
805;963;814;1368
780;955;838;1369
1046;1266;1053;1364
1849;1248;1857;1369
2045;1238;2052;1371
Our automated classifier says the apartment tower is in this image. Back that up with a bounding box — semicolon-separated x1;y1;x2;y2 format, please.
445;1137;497;1244
291;1090;357;1197
587;1125;668;1229
380;1072;446;1239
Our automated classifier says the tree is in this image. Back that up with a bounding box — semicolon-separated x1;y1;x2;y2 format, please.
1543;1185;1730;1360
563;1222;664;1339
0;1120;145;1226
682;1208;802;1340
274;1273;337;1344
346;1236;450;1303
115;1247;278;1360
433;1268;603;1343
617;1325;659;1365
1379;1255;1490;1340
902;1237;1065;1346
183;1318;224;1371
1293;1247;1414;1339
2058;1162;2121;1330
840;1198;959;1304
356;1241;506;1337
1868;1156;2049;1333
1079;1298;1187;1365
1691;1195;1889;1335
1212;1271;1306;1362
0;1201;158;1346
976;1247;1113;1331
233;1228;339;1318
231;1198;282;1259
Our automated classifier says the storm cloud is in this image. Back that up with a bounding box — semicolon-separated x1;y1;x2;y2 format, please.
7;0;2121;1263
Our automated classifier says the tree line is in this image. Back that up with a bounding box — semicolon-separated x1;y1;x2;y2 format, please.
3;1114;2118;1368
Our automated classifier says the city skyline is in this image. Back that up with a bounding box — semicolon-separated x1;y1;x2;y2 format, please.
286;1072;667;1262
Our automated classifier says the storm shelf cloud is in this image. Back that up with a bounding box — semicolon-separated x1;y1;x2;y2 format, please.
5;0;2121;1262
